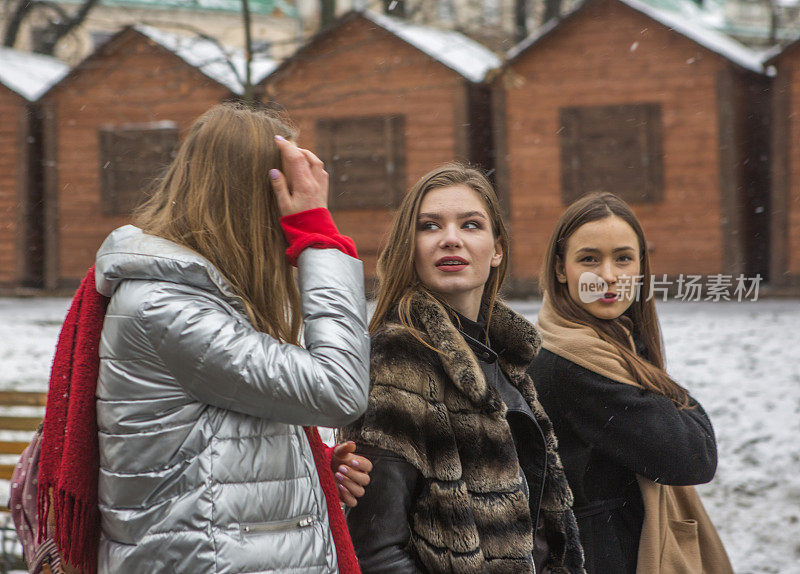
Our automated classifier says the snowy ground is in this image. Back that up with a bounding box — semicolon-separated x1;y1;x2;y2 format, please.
0;297;798;573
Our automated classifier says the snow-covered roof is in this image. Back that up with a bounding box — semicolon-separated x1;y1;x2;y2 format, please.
507;0;764;74
95;0;296;15
759;43;784;65
506;17;561;62
361;11;500;83
135;24;278;94
758;34;800;67
0;47;69;101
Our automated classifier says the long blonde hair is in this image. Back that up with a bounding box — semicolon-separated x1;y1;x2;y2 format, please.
133;102;301;344
370;163;510;344
540;192;690;408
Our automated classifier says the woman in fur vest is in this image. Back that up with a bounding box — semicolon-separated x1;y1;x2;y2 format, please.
342;164;585;573
530;192;732;574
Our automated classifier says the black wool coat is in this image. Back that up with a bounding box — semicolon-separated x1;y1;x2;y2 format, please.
529;348;718;574
343;293;585;574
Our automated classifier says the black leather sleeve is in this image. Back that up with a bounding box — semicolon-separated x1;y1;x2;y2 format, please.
346;444;426;574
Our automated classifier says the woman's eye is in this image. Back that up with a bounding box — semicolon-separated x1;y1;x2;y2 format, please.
579;256;597;263
617;255;633;263
418;221;438;231
463;220;481;230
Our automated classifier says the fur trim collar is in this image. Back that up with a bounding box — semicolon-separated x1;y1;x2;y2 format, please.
410;292;541;408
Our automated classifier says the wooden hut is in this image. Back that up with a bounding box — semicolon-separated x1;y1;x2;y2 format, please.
261;10;500;279
0;48;68;289
765;43;800;292
494;0;771;294
38;25;275;289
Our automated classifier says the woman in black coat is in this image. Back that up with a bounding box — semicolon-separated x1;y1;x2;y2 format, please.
529;192;732;574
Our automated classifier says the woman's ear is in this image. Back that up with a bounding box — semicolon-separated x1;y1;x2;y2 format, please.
555;256;567;284
491;238;504;268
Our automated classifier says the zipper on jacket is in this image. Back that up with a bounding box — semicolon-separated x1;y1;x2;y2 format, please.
236;515;315;535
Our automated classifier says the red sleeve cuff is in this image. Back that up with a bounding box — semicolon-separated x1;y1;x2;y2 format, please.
280;208;358;267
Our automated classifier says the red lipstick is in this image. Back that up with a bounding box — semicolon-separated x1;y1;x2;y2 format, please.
598;292;618;303
435;256;468;271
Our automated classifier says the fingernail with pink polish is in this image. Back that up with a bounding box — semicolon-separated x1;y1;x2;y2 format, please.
336;472;345;481
339;466;348;474
351;459;360;467
275;135;286;142
269;169;279;180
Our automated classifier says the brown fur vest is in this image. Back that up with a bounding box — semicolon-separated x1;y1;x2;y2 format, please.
343;293;585;573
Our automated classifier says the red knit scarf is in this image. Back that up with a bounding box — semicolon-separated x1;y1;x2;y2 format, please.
304;428;362;574
38;267;106;573
38;267;361;573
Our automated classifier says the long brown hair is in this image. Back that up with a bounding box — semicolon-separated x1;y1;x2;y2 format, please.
370;163;510;345
133;102;302;344
540;192;690;408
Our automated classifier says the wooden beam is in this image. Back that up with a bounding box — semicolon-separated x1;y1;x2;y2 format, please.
0;441;32;455
42;100;59;290
770;65;791;287
0;417;44;431
0;391;47;406
716;67;745;276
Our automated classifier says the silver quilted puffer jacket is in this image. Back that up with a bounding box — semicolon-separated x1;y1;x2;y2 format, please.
93;225;369;573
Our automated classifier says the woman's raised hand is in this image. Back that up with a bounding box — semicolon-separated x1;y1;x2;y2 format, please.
270;135;329;217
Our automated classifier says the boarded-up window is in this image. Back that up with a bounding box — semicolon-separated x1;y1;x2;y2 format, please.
316;116;405;210
560;103;663;204
99;122;179;215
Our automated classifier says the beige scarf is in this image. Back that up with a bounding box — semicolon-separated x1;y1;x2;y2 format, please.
536;294;733;574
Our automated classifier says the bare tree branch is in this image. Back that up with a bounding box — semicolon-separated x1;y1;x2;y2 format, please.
241;0;254;105
382;0;405;17
140;19;244;88
40;0;99;53
319;0;336;28
542;0;562;25
3;0;98;53
515;0;529;41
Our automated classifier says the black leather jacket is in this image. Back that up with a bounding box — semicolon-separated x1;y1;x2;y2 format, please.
347;316;551;573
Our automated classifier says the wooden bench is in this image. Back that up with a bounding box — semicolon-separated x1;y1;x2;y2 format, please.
0;390;47;480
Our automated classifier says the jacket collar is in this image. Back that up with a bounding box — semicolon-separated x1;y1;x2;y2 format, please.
409;292;540;408
95;225;248;315
460;330;498;364
451;311;497;364
483;298;541;375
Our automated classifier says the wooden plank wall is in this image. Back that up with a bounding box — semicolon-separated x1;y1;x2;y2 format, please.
41;31;233;288
265;15;476;279
498;0;743;291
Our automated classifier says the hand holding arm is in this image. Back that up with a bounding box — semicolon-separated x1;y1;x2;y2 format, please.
331;441;373;507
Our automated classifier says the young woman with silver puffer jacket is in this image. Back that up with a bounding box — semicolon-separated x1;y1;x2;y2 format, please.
92;104;371;573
